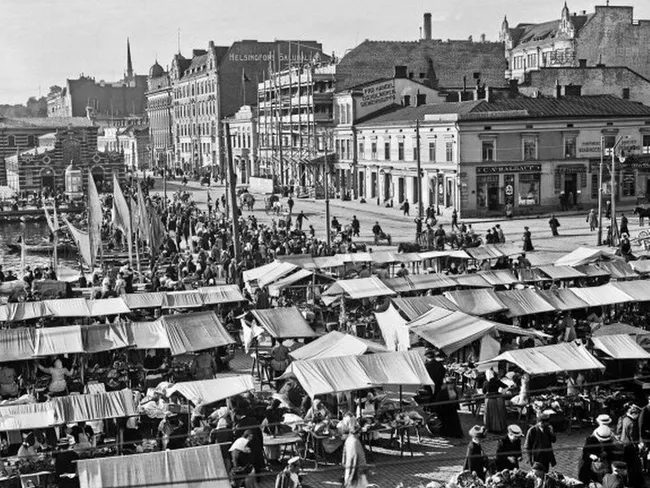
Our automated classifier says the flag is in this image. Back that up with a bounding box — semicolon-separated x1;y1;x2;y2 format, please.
87;172;102;261
136;185;150;244
241;67;251;83
44;205;59;234
111;174;133;264
63;216;93;268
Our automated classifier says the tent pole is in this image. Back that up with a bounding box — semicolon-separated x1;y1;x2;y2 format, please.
399;386;403;413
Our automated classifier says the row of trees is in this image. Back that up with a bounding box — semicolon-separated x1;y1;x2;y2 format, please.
0;86;62;118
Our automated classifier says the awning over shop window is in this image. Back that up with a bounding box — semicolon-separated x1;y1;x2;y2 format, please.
77;444;230;488
485;342;605;375
166;375;255;406
250;306;317;339
592;334;650;360
444;288;507;316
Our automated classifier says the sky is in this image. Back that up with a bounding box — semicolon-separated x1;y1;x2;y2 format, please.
2;0;650;105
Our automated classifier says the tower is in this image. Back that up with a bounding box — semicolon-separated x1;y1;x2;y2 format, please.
126;38;134;79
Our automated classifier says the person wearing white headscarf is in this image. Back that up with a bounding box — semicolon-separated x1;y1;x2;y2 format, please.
229;430;256;488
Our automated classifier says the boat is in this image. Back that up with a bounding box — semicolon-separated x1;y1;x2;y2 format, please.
7;240;77;255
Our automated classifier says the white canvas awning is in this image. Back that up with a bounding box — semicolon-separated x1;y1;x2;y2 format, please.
570;284;635;307
250;307;317;339
199;285;246;305
484;342;605;375
592;334;650;360
123;292;166;309
87;297;130;317
495;289;556;317
290;331;387;360
322;277;395;305
165;375;255;405
34;325;84;357
444;288;507;316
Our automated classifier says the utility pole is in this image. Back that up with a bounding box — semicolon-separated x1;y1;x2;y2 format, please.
325;136;331;252
224;122;241;262
597;136;604;246
610;135;629;247
415;119;423;219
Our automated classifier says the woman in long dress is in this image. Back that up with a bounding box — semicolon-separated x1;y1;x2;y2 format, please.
483;369;507;434
342;426;368;488
464;425;488;481
436;377;463;438
522;226;534;252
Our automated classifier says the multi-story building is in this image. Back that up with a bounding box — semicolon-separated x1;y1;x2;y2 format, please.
501;3;650;82
5;124;125;195
47;40;147;120
97;125;150;171
164;39;324;176
146;61;174;169
257;62;335;195
333;73;447;199
349;95;650;217
225;105;257;185
0;117;95;186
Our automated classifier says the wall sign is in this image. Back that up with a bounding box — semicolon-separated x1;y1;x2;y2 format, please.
476;164;541;174
360;81;395;108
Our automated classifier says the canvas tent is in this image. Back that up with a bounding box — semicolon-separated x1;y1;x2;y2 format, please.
485;342;605;375
570;284;635;307
495;289;556;317
390;296;458;320
555;247;613;267
444;288;507;316
591;334;650;360
321;277;395;305
165;375;255;405
290;331;387;360
77;444;230;488
249;307;317;339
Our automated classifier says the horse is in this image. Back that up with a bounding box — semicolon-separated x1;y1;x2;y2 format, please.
634;206;650;219
239;192;255;211
397;242;421;253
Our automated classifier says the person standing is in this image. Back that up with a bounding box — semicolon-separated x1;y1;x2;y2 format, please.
295;211;307;231
496;224;505;243
618;404;644;488
436;377;463;438
414;217;423;241
496;424;524;470
274;457;302;488
287;196;294;214
620;213;629;237
548;214;560;237
587;209;598;231
483;369;507;434
464;426;488;481
524;413;556;472
522;226;534;252
342;425;368;488
351;216;360;237
451;208;459;231
402;199;410;216
578;424;615;485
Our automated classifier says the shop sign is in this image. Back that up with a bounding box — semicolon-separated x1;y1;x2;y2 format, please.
578;141;602;157
556;164;586;174
589;156;650;172
579;139;641;157
360;81;395;108
476;164;541;174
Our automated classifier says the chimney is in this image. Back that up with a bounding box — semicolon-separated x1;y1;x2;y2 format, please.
423;13;432;40
394;65;408;79
509;79;519;94
485;86;490;102
416;93;427;106
480;33;486;43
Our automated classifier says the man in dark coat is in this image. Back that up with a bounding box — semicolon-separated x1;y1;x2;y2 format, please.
424;350;446;400
234;409;265;477
524;413;556;472
496;424;523;470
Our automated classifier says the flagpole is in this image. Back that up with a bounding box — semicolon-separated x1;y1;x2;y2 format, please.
133;178;142;283
87;179;94;272
52;203;58;277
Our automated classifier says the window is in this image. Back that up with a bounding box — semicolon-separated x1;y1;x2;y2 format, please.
527;53;538;68
481;141;494;161
384;141;390;160
623;170;635;197
643;134;650;154
398;141;404;160
522;137;537;160
564;135;577;158
428;142;436;162
445;141;453;162
519;173;541;205
7;135;15;147
371;141;377;159
591;174;600;199
622;88;630;100
358;141;364;160
413;141;419;161
346;140;351;160
476;175;498;208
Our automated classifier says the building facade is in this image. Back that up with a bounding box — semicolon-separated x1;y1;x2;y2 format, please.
333;76;447;199
225;105;257;185
47;40;147;120
5;125;125;195
163;39;325;176
257;62;335;195
501;3;650;82
97;125;150;171
344;95;650;217
146;62;174;169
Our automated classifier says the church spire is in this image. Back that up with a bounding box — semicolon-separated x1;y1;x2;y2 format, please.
126;38;134;79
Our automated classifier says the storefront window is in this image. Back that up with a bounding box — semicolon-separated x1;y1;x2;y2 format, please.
643;134;650;154
518;173;540;205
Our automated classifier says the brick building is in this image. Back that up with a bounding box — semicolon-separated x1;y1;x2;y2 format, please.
5;124;125;196
519;66;650;105
47;39;147;120
164;39;324;175
501;3;650;82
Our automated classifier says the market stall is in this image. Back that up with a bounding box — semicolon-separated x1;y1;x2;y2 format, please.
390;296;458;320
165;374;255;406
591;333;650;360
494;289;556;318
77;443;230;488
249;306;318;339
290;330;387;360
321;277;395;306
443;289;508;316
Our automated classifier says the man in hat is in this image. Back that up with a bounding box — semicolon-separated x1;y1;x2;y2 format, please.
424;350;446;403
524;413;556;472
464;426;488;481
274;456;302;488
496;424;523;470
618;404;644;487
602;461;628;488
579;424;615;484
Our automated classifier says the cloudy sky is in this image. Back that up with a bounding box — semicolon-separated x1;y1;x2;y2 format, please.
2;0;649;105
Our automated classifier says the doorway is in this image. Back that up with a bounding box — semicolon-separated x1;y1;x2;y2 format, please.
398;177;405;202
41;169;55;190
564;173;578;207
383;173;391;202
488;185;500;211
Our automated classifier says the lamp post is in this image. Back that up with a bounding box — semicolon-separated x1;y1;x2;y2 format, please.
597;137;604;246
610;135;629;247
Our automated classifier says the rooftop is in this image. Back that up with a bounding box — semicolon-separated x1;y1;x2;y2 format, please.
0;117;95;129
336;39;507;91
356;95;650;126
